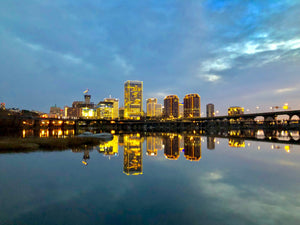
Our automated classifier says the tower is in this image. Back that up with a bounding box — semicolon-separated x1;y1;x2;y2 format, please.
124;81;143;119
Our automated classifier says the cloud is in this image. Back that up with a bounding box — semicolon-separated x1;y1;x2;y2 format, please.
197;171;300;224
113;54;134;75
200;74;221;82
275;87;297;94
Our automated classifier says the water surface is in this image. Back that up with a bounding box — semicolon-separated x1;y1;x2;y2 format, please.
1;133;300;225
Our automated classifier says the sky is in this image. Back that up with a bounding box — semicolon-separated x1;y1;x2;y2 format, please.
0;0;300;114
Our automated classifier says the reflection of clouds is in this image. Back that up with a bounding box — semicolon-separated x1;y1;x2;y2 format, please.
199;171;300;224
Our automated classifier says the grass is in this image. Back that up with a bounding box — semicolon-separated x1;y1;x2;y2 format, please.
0;137;104;153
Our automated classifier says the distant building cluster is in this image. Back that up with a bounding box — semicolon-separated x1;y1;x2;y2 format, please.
44;80;248;120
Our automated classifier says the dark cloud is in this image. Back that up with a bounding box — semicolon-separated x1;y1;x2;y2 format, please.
0;0;299;113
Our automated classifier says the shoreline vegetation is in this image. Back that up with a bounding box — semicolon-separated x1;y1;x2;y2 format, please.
0;137;104;152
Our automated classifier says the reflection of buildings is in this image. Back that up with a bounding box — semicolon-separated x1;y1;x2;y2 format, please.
164;95;179;119
207;136;215;150
163;134;180;160
184;136;201;161
98;136;119;158
206;103;215;117
123;134;143;175
183;94;201;118
146;136;163;156
124;80;143;119
228;106;244;116
228;138;245;148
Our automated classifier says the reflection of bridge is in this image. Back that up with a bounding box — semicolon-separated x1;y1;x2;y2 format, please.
13;109;300;132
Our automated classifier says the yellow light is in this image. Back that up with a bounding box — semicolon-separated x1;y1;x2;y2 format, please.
111;130;115;134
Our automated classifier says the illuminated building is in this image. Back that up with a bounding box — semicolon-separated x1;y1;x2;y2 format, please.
81;107;96;118
228;138;245;148
104;98;119;119
123;134;143;175
146;136;163;156
119;107;125;119
124;80;143;119
66;93;95;118
155;104;162;118
163;134;179;160
0;102;5;110
184;136;201;161
228;106;244;116
49;104;63;118
179;103;184;118
164;95;179;119
207;136;215;150
206;103;214;117
147;98;157;117
98;136;119;158
184;94;201;118
96;101;113;119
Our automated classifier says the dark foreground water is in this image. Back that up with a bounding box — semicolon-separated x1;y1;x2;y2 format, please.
1;134;300;225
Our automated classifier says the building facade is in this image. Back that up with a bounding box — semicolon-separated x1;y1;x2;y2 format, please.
124;80;143;119
206;103;215;117
183;94;201;118
104;98;119;119
146;98;157;117
164;95;179;119
96;101;114;119
228;106;244;116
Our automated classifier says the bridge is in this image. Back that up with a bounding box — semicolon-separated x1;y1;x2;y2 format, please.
2;109;299;132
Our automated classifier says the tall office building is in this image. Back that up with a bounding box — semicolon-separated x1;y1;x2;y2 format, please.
104;98;119;119
124;80;143;119
206;103;215;117
164;95;179;119
147;98;157;117
183;94;200;118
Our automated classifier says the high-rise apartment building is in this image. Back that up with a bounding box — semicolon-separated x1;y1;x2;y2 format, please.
206;103;215;117
146;98;157;117
164;95;179;119
183;94;200;118
124;80;143;119
104;98;119;119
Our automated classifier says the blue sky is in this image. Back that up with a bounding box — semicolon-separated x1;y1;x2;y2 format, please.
1;0;300;114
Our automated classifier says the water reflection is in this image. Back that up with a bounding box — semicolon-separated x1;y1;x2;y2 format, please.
123;134;143;175
163;134;180;160
184;135;201;161
98;135;119;158
146;136;163;156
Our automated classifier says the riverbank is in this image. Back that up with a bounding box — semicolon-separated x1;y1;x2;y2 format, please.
0;137;103;152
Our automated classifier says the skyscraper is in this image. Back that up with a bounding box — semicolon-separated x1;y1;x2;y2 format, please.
206;103;215;117
183;94;200;118
164;95;179;119
124;80;143;119
146;98;157;117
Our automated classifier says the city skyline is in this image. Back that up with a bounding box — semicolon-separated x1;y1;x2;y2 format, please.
1;0;300;114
